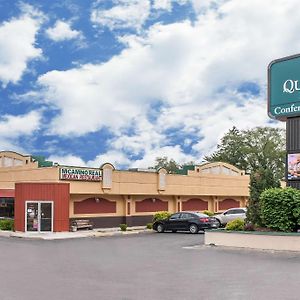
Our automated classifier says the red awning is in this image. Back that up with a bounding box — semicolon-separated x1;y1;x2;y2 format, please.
0;189;15;197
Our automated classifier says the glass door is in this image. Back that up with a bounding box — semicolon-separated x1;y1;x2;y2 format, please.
26;202;39;232
26;202;53;232
40;203;52;232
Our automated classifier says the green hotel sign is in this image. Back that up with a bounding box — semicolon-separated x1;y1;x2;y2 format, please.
268;54;300;120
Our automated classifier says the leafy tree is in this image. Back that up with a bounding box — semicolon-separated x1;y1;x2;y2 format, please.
204;127;249;171
247;167;280;226
153;157;195;174
154;157;180;174
205;126;285;182
205;126;286;225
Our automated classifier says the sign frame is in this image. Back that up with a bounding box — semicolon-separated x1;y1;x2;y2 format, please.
59;166;102;182
268;53;300;121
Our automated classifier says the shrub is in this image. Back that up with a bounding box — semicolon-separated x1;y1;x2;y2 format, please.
203;210;214;217
0;219;14;231
225;219;245;231
152;211;171;223
146;223;153;230
244;222;255;231
260;187;300;232
247;168;280;226
119;224;127;231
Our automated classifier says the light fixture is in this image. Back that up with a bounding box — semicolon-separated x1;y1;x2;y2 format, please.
95;198;100;203
152;198;156;203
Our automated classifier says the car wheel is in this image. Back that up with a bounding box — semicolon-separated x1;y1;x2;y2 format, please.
216;219;222;228
189;224;198;234
156;224;165;233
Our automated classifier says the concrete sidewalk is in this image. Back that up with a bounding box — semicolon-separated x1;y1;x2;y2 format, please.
0;226;153;240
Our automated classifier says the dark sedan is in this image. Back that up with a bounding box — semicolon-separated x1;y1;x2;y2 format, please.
153;211;219;234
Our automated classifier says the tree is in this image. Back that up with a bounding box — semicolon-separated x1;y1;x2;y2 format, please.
154;157;180;174
247;167;280;226
204;127;249;171
205;126;285;182
205;126;286;226
153;157;195;174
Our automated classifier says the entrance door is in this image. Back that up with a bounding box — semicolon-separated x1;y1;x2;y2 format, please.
26;202;53;232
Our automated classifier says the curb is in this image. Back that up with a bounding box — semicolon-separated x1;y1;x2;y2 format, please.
0;229;154;240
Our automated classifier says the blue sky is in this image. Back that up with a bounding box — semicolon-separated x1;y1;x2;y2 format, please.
0;0;292;168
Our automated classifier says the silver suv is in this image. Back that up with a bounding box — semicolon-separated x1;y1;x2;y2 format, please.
214;207;247;226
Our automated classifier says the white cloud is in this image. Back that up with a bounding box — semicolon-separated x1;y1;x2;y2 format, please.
47;154;86;167
153;0;189;11
0;111;41;152
91;0;151;31
131;145;195;168
32;0;300;167
0;111;41;138
46;20;82;42
0;4;44;87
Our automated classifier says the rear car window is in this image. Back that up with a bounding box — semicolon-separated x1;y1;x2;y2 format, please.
194;212;209;218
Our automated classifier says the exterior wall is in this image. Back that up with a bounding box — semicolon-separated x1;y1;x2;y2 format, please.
0;151;250;230
15;183;70;232
218;198;241;210
0;167;59;190
135;198;168;212
0;189;15;197
182;198;208;211
74;198;117;214
205;231;300;252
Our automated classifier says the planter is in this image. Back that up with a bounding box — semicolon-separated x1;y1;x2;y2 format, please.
205;229;300;252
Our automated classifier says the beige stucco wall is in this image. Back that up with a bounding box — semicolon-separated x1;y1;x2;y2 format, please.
1;167;249;197
0;167;59;189
205;231;300;252
0;151;250;218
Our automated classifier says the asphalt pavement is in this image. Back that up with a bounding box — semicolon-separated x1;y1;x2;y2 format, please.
0;232;300;300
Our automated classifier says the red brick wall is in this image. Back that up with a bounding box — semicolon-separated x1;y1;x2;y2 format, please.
219;198;240;210
135;198;168;213
15;183;70;232
74;198;116;214
182;198;208;211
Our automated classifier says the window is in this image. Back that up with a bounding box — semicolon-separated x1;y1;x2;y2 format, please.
0;198;14;218
226;209;238;215
227;209;244;215
170;213;181;220
180;213;191;219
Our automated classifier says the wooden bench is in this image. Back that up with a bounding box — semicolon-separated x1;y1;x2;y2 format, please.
70;219;93;231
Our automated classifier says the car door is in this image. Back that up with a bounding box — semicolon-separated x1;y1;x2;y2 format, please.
226;209;241;222
165;213;181;230
234;209;246;220
179;213;192;230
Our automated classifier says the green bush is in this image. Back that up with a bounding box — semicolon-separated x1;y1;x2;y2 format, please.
119;224;127;231
146;223;153;229
243;222;255;231
152;211;171;222
225;219;245;231
0;219;14;231
260;187;300;232
203;210;214;217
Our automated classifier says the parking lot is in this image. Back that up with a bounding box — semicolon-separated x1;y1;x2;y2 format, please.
1;232;300;300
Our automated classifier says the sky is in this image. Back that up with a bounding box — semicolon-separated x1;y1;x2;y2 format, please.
0;0;292;169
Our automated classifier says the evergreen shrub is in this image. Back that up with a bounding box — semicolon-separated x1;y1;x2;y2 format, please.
260;187;300;232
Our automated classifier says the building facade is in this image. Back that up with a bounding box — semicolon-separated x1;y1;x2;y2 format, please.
0;151;249;232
